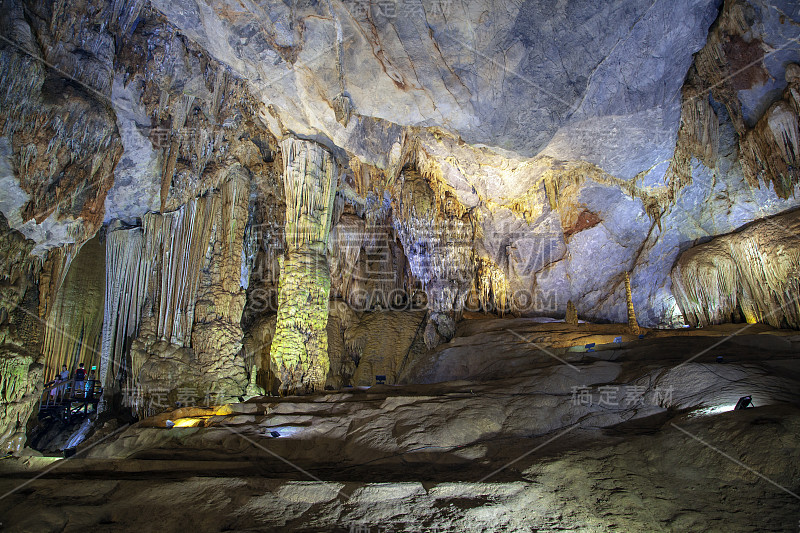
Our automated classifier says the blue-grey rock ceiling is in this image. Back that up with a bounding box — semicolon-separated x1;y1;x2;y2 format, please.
1;0;800;327
150;0;715;173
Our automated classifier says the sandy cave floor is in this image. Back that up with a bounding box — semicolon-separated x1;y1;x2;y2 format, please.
1;321;799;532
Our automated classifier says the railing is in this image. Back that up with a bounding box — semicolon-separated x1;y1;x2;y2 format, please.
39;378;103;414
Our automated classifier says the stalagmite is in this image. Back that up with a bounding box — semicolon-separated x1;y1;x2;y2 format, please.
0;352;41;453
565;300;579;326
270;138;339;394
625;272;640;335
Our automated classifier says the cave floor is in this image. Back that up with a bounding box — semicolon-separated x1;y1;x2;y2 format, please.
1;324;800;532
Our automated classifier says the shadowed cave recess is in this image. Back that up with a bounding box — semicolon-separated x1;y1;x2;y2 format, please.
0;0;799;531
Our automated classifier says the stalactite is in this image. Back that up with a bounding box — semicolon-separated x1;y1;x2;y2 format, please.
40;235;105;380
692;2;748;136
141;194;218;346
739;80;800;198
671;209;800;329
473;257;512;316
414;149;469;218
109;0;147;36
100;226;149;392
270;138;338;394
393;170;474;314
664;68;720;204
688;0;800;197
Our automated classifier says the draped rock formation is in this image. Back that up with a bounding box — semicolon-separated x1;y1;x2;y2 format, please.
672;209;800;329
40;235;104;380
393;169;473;347
100;171;253;414
688;0;800;199
270;138;338;394
190;167;251;397
100;226;147;395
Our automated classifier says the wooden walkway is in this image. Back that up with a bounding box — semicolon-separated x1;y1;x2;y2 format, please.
38;378;102;419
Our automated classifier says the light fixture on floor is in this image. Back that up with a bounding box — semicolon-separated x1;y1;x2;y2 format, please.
733;396;753;410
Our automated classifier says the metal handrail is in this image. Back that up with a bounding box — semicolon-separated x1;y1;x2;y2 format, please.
38;378;103;412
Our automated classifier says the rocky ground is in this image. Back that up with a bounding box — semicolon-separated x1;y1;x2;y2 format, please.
1;321;799;532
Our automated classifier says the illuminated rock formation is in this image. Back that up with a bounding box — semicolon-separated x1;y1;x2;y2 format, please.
624;272;640;336
565;300;579;326
672;209;800;329
125;172;251;413
270;138;339;394
472;257;513;316
393;169;473;346
40;235;104;379
190;167;251;397
100;226;147;393
139;195;216;347
0;214;41;453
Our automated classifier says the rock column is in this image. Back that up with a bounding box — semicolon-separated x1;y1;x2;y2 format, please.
270;138;338;394
625;272;640;335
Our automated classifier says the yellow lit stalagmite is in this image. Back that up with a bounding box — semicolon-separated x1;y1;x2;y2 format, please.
625;272;640;336
270;138;338;394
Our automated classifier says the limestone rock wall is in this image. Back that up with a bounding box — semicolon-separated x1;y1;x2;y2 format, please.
0;0;124;257
0;214;41;453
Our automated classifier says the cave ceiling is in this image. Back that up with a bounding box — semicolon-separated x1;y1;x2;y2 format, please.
1;0;799;328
